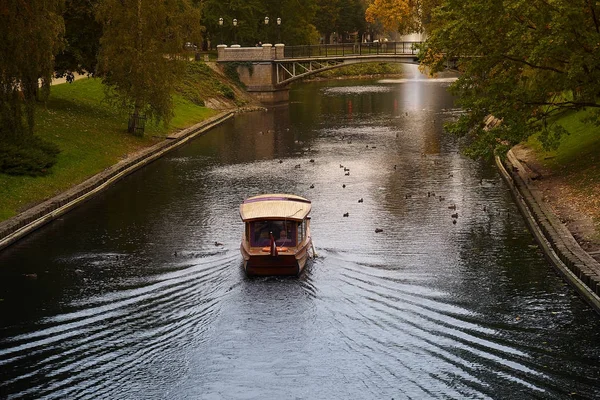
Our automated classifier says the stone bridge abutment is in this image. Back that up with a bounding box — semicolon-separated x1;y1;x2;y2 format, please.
217;44;290;104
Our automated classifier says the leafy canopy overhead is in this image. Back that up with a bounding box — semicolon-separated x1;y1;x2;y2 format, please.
421;0;600;158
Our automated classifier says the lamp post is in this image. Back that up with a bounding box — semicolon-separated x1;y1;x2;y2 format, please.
264;16;269;43
233;18;238;44
276;17;281;43
218;17;223;45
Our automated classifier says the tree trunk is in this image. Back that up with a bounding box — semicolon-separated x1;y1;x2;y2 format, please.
128;104;143;135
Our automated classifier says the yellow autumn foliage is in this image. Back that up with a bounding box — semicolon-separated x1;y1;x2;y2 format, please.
365;0;412;31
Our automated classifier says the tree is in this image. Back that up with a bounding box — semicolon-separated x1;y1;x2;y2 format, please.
313;0;341;43
55;0;103;80
274;0;319;45
96;0;201;134
338;0;367;42
365;0;440;34
0;0;64;175
201;0;318;47
421;0;600;158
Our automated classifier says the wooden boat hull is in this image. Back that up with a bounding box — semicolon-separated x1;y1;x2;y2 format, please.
241;240;311;277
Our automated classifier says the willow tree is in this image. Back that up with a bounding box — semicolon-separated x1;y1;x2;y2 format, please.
96;0;201;134
421;0;600;158
0;0;64;175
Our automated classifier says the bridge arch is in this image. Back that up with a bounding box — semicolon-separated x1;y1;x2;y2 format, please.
216;42;425;103
273;55;421;87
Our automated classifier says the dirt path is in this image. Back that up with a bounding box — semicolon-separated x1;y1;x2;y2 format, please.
511;144;600;260
51;72;88;85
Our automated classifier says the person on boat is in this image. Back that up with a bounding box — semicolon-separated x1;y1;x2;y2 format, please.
277;229;291;246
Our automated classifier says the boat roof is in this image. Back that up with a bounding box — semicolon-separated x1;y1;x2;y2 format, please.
240;194;312;222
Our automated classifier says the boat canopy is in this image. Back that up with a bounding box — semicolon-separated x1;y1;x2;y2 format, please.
240;194;311;222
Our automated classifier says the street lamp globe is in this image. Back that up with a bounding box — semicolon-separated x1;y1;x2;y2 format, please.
264;16;270;43
233;18;238;44
218;17;224;45
276;18;282;43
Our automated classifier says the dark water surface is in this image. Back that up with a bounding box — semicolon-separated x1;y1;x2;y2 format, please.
1;68;600;399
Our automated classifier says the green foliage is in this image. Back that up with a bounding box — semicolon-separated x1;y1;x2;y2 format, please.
422;0;600;159
313;0;341;40
338;0;367;39
528;109;600;171
0;0;64;175
0;78;217;220
0;0;64;143
96;0;202;133
0;138;60;176
218;83;236;100
177;63;212;106
222;62;253;88
201;0;318;46
55;0;102;78
526;109;600;230
176;62;238;103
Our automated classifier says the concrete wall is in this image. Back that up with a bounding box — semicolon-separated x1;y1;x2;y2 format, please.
498;152;600;314
248;89;289;103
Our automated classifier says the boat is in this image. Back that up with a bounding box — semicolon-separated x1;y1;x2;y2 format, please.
239;194;313;276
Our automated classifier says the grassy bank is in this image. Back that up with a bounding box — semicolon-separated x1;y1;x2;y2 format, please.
526;109;600;235
0;64;234;221
313;62;405;79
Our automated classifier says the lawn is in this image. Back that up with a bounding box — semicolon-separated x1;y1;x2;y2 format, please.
0;77;217;221
526;109;600;233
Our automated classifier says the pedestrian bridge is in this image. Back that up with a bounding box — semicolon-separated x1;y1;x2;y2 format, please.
216;42;424;103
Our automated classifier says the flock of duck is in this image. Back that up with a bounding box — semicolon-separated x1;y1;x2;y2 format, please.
296;154;467;233
268;128;495;235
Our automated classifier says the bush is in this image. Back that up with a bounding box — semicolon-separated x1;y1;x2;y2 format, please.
0;137;60;176
218;83;235;99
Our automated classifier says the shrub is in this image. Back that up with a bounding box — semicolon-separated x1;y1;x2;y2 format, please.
0;137;60;176
218;83;235;99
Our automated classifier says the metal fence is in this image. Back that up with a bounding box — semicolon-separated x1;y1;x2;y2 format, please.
128;113;146;136
283;42;422;59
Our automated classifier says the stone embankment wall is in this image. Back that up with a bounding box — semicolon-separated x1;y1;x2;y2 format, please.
217;44;285;62
487;112;600;314
0;110;254;251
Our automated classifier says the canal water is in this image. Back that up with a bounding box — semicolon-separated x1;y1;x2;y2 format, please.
1;67;600;399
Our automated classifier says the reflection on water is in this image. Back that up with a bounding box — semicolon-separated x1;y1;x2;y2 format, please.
1;65;600;399
379;77;459;84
